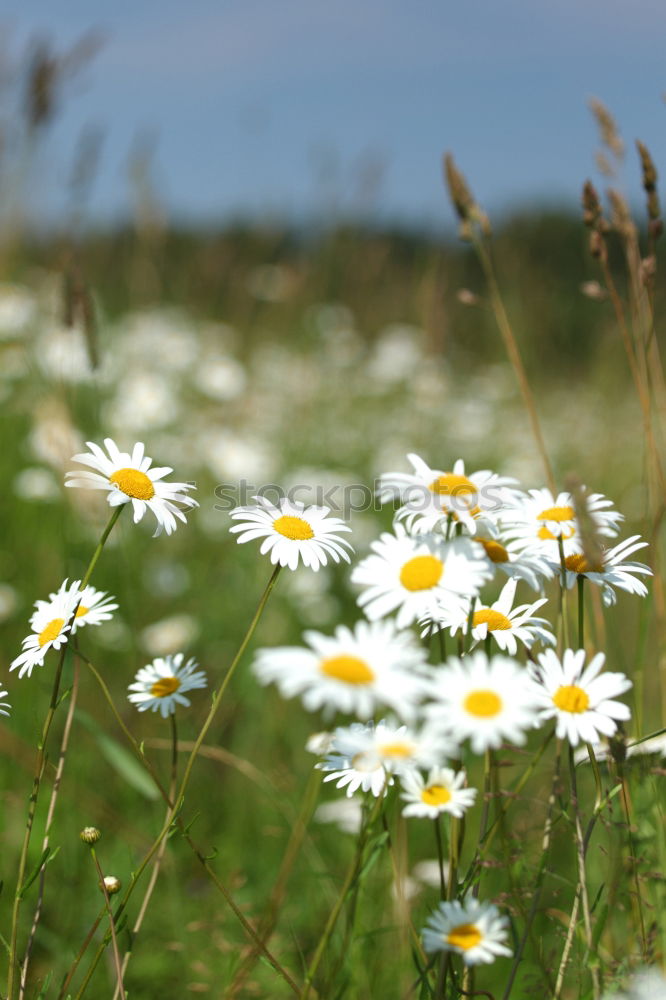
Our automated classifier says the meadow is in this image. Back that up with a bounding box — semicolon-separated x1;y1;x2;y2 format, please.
0;95;664;1000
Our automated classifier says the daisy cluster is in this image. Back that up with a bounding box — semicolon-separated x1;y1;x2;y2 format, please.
7;439;207;718
230;451;650;967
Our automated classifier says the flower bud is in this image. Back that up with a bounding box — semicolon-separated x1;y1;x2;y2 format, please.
80;827;101;845
100;875;121;895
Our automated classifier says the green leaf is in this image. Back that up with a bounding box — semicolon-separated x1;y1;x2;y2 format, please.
19;848;51;898
77;710;159;801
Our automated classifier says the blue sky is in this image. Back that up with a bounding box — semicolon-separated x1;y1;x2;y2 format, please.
3;0;666;228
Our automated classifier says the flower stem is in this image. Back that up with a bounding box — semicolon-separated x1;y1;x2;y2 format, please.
6;507;122;1000
112;715;180;998
300;790;385;999
89;848;126;1000
577;575;585;649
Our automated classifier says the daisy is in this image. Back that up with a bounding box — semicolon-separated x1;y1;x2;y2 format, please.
317;723;396;797
425;653;541;754
562;535;652;606
38;579;118;633
0;687;10;717
425;579;555;656
351;525;491;629
65;438;197;536
229;496;352;571
377;453;521;535
400;766;477;819
252;620;426;720
470;520;556;591
318;719;455;778
422;898;512;965
529;648;631;746
10;583;80;678
128;653;207;718
502;487;622;560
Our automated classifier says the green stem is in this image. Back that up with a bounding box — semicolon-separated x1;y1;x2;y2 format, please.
56;907;105;1000
577;575;585;649
300;790;385;999
472;750;492;899
557;536;570;651
89;849;126;1000
6;507;122;1000
434;818;446;900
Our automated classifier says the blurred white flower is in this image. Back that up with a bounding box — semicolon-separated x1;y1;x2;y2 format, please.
0;284;36;339
106;372;178;432
0;584;18;622
194;356;247;401
13;467;60;501
39;327;94;382
314;798;363;834
141;614;199;656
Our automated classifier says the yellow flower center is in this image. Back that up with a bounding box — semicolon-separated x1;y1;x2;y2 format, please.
150;676;181;698
320;655;375;685
552;684;590;714
472;609;512;631
109;468;155;500
421;784;452;806
464;689;503;717
272;515;314;540
446;923;482;951
475;537;509;563
565;553;603;574
399;555;444;591
429;473;477;498
536;505;576;541
38;618;65;647
75;605;89;619
378;741;414;759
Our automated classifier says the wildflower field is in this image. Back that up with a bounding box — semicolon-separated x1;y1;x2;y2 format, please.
0;94;665;1000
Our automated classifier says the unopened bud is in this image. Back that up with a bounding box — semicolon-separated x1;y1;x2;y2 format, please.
80;827;101;845
100;875;121;895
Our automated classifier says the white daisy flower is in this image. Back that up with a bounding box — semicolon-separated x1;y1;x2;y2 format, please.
38;579;118;633
562;535;652;606
351;525;492;629
65;438;198;537
377;453;521;535
318;719;455;779
252;620;426;720
425;653;541;754
317;723;394;797
229;496;352;571
10;583;80;678
425;578;555;656
128;653;207;718
400;766;477;819
0;687;10;717
422;897;512;965
502;487;622;560
471;521;556;591
529;648;631;746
